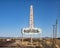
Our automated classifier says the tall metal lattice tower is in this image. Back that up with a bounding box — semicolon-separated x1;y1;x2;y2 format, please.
29;5;34;29
21;5;42;45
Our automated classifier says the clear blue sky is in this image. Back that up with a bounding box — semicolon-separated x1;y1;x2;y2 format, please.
0;0;60;38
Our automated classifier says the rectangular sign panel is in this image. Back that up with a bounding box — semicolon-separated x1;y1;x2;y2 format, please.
22;28;41;34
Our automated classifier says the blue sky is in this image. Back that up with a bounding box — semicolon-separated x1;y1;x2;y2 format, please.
0;0;60;38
